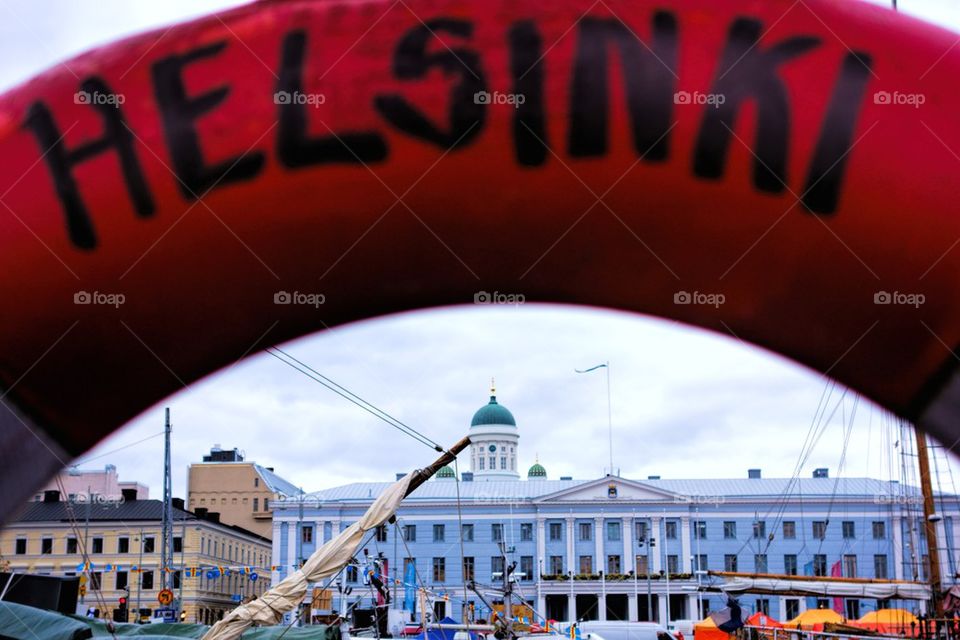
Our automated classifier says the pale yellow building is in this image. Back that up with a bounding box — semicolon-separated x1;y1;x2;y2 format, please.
0;490;271;625
187;446;298;540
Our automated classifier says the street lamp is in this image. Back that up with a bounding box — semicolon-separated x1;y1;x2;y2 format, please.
637;536;656;622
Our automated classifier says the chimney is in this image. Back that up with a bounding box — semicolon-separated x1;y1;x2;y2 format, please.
396;473;405;481
266;467;274;472
748;469;762;479
121;488;138;501
42;490;60;503
206;511;221;523
462;472;474;482
813;468;829;478
560;476;573;481
172;497;185;510
194;507;208;518
647;475;661;480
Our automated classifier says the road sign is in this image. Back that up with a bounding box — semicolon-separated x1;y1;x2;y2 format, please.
157;588;174;606
231;594;243;603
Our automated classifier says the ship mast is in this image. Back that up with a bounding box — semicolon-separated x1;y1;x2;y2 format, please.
915;428;943;616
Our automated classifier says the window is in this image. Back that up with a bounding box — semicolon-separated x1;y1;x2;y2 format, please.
784;554;798;576
694;554;708;571
922;554;930;581
872;521;886;539
375;525;388;542
264;498;270;510
90;572;102;591
757;599;770;615
607;522;621;541
521;523;533;541
724;554;738;572
403;524;417;542
549;522;563;541
753;521;766;539
479;458;485;470
116;571;128;590
41;538;53;554
723;521;736;539
492;523;503;542
579;556;593;574
433;524;445;542
253;498;259;512
15;538;26;555
694;521;707;539
488;456;495;469
118;537;129;553
92;537;103;554
254;477;259;488
843;554;857;577
812;521;827;540
636;555;649;573
579;522;592;541
785;599;800;620
173;537;182;553
302;526;313;543
842;521;855;539
782;521;796;539
462;524;474;542
66;537;78;554
492;556;505;575
500;456;507;470
813;554;827;576
665;521;677;539
143;537;155;553
550;555;564;574
667;555;679;574
172;570;181;589
346;566;358;582
520;556;533;581
141;571;154;590
846;600;860;620
462;557;475;581
755;554;768;573
607;555;621;574
874;554;888;579
433;557;446;582
636;521;648;541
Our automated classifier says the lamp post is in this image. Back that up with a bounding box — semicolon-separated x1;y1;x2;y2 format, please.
637;536;655;621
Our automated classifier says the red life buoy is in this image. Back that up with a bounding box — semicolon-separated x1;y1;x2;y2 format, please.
0;0;958;521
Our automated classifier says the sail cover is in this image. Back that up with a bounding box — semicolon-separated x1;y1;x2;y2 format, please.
717;575;931;600
202;472;413;640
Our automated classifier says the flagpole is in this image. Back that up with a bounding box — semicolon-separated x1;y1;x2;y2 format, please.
575;363;614;475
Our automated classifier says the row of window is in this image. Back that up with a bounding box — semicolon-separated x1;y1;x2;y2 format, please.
15;535;182;556
71;567;267;596
191;496;269;512
710;520;886;541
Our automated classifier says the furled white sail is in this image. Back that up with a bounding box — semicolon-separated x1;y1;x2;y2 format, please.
202;473;413;640
718;575;931;600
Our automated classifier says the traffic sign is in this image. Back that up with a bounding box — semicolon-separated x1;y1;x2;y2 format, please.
157;588;174;606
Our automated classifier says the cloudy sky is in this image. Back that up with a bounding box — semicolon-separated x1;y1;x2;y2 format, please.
2;0;959;499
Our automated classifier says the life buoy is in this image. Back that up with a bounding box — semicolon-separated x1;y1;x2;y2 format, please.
0;0;958;522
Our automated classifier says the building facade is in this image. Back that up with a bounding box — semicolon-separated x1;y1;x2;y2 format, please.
31;464;148;502
0;492;271;624
272;392;960;625
187;445;299;540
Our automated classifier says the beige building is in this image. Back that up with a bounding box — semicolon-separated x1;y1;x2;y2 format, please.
0;490;271;625
187;446;298;540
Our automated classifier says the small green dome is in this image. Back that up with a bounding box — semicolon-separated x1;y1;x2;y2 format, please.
436;465;456;479
471;395;517;427
528;462;547;478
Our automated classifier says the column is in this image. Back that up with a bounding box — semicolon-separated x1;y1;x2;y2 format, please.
569;593;577;622
892;516;904;580
657;594;668;624
687;594;698;620
628;594;638;622
538;595;547;621
271;520;282;583
566;517;575;574
596;517;606;621
536;518;547;571
937;519;950;580
651;517;662;573
287;521;298;570
624;517;634;574
680;517;691;573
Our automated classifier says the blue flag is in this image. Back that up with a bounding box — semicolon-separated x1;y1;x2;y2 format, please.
403;560;417;614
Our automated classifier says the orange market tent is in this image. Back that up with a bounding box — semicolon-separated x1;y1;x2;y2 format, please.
786;608;844;629
746;613;784;628
694;616;731;640
857;609;918;635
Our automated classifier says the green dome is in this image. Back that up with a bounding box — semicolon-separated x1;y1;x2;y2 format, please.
436;465;456;479
527;462;547;478
471;395;517;427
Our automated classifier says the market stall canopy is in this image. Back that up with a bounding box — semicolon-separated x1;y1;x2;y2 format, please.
745;613;783;628
694;616;730;640
787;608;844;628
